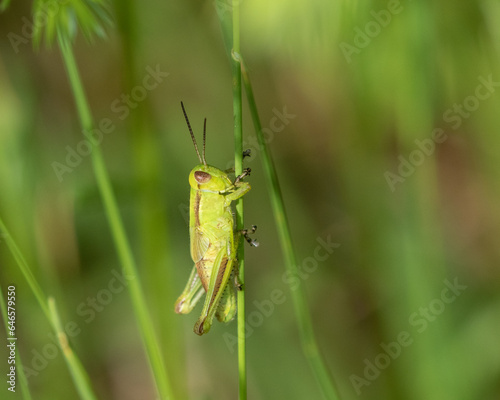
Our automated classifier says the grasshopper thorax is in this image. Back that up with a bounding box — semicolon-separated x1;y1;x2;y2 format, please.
189;164;232;192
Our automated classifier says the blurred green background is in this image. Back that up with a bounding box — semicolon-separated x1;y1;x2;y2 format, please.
1;0;500;399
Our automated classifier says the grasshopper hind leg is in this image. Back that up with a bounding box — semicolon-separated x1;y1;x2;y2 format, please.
215;281;237;323
174;266;204;314
194;247;235;335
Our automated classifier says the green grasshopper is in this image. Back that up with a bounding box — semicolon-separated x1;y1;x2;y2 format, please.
175;102;257;335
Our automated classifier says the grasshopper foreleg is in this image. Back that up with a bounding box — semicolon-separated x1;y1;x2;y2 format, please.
242;149;251;159
234;168;251;184
223;150;252;174
239;225;259;247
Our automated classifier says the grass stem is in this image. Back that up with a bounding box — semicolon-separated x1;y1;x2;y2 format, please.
0;284;32;400
0;217;96;399
48;298;97;400
241;60;341;400
57;32;174;400
0;218;49;319
231;0;247;398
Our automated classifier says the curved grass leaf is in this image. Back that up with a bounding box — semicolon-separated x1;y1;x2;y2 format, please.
32;0;112;48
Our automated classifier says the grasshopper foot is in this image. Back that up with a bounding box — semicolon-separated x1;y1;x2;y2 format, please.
233;273;244;291
240;225;259;247
234;168;251;184
194;317;211;336
225;151;250;174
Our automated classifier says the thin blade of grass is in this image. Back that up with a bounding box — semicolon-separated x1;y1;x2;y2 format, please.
0;284;33;400
217;1;247;397
0;218;97;399
231;1;247;398
240;60;341;400
48;297;97;400
56;32;174;400
0;217;49;319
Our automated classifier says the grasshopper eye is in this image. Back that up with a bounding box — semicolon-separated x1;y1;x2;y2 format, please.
194;171;211;183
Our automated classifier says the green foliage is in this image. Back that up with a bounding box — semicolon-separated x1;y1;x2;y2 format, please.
0;0;499;399
56;17;175;400
48;298;97;400
0;217;98;399
0;0;12;12
32;0;112;47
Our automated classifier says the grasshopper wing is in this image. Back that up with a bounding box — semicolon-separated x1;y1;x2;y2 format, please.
215;280;237;323
190;226;210;263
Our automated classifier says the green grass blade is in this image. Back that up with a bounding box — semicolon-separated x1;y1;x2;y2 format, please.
0;285;33;400
56;32;174;400
231;1;247;399
240;61;341;400
0;217;49;319
0;0;11;12
0;218;97;399
48;298;97;400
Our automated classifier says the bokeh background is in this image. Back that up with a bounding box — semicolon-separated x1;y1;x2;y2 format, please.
1;0;500;399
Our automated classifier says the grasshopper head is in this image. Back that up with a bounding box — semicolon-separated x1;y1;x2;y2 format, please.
181;102;232;192
189;164;231;192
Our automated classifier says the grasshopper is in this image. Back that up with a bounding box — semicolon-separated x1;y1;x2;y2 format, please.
175;102;257;335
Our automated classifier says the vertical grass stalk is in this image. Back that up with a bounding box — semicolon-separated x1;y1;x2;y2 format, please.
48;298;97;400
0;284;32;400
57;32;174;400
231;0;246;398
240;61;341;400
0;217;49;319
0;218;96;399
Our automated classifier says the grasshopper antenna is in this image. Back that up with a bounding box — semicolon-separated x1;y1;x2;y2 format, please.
202;118;207;166
181;101;205;165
